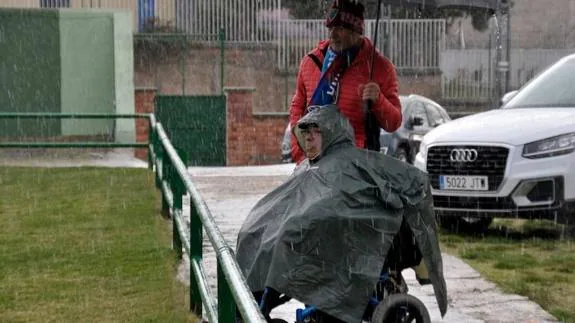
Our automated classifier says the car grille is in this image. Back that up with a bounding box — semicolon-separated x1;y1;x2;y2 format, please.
432;195;514;209
427;145;509;191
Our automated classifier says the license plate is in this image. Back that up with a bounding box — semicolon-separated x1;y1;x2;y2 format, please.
439;175;489;191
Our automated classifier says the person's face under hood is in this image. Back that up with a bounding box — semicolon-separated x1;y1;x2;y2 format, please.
293;105;355;160
301;125;322;160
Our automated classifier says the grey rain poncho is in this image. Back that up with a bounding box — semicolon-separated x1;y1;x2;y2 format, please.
236;105;447;322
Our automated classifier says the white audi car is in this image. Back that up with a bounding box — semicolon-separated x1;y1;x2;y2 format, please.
414;53;575;228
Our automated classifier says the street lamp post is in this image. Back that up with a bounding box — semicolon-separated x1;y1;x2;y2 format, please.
494;0;512;106
504;0;512;94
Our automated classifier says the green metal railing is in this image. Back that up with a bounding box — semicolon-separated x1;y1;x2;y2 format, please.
0;113;266;322
148;115;266;322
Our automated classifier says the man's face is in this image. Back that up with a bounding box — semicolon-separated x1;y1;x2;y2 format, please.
302;125;322;160
328;26;359;52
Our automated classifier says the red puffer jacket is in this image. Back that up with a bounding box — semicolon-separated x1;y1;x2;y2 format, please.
289;37;402;164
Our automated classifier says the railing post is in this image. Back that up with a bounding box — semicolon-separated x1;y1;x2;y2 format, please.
171;168;184;260
189;204;203;315
155;145;163;190
161;156;171;219
218;264;237;322
155;136;169;214
172;213;183;259
171;148;187;260
147;116;154;170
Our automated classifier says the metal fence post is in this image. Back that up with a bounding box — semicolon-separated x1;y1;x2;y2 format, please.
218;264;237;322
181;35;187;95
189;204;203;315
219;27;225;95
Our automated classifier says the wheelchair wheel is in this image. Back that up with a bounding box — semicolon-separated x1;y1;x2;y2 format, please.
371;294;431;323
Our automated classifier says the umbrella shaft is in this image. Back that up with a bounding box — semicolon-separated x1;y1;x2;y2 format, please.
369;0;383;80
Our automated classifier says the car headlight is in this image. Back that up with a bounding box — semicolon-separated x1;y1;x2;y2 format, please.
522;132;575;159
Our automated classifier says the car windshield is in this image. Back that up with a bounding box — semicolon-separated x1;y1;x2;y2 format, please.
504;57;575;108
380;97;408;135
399;97;409;112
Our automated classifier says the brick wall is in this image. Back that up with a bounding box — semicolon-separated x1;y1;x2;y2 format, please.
251;116;289;164
224;87;288;166
134;42;289;114
134;87;156;161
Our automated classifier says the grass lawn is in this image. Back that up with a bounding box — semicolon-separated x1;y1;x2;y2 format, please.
440;219;575;323
0;167;198;323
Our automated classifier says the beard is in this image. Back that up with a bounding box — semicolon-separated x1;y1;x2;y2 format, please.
329;39;343;52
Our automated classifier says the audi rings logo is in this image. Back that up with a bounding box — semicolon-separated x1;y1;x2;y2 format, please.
450;148;479;162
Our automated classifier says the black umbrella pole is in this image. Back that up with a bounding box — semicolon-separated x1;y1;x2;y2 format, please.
365;0;383;152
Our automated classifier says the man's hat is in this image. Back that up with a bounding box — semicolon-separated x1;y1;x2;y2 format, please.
325;0;365;34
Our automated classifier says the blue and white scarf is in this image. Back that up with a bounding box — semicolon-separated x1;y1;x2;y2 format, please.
308;46;359;108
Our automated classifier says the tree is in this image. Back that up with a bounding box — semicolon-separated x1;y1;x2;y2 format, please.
281;0;500;32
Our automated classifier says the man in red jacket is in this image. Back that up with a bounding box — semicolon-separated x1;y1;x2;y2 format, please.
289;0;402;164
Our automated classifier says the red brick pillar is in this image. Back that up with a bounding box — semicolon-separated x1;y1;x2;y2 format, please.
135;87;157;161
224;87;257;166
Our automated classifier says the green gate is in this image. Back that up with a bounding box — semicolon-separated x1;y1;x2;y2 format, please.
0;9;61;138
155;95;226;166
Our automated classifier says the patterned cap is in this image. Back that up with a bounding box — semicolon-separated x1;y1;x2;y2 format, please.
325;0;365;34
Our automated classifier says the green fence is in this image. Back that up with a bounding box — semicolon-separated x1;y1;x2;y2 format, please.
0;113;266;323
155;95;226;166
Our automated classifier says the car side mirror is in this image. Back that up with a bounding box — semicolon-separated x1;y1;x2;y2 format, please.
409;116;424;128
406;116;423;129
500;90;519;107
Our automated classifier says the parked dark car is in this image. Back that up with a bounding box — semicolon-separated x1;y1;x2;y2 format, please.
380;94;451;164
280;94;450;163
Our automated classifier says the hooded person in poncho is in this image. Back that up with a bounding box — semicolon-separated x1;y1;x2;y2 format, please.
235;104;447;322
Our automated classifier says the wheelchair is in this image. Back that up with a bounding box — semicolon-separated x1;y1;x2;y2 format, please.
254;221;432;323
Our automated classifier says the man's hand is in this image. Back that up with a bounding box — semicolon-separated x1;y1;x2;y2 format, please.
361;82;380;102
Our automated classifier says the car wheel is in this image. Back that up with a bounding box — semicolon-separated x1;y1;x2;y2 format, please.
395;148;410;164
